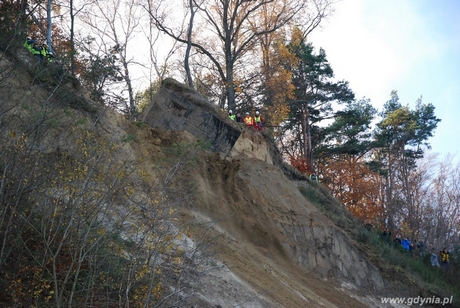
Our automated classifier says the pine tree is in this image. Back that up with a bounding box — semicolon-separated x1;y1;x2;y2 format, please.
280;27;354;171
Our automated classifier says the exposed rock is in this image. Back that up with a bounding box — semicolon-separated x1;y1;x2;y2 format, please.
141;78;241;155
141;78;277;166
228;129;273;164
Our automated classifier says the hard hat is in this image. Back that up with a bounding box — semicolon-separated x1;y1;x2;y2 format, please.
256;111;260;115
245;112;249;115
27;37;32;40
229;110;233;114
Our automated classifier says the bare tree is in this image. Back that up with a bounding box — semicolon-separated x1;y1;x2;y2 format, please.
184;0;198;89
45;0;54;52
421;155;460;249
139;0;180;112
79;0;142;119
145;0;309;111
66;0;94;76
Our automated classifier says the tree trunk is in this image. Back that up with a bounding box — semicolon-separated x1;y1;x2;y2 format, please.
46;0;53;53
70;0;76;76
301;106;313;171
122;60;136;120
185;0;195;89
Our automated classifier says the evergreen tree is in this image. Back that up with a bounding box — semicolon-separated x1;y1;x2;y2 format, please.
319;98;376;158
372;91;441;231
280;28;354;172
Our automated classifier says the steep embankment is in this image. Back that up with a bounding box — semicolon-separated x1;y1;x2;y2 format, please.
170;150;386;307
1;49;418;307
129;124;371;307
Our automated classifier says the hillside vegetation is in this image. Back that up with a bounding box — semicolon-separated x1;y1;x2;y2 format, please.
0;48;459;308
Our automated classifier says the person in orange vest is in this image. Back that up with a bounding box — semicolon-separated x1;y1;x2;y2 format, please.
254;110;265;131
243;112;254;127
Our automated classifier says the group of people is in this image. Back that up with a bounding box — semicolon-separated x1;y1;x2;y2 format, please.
24;37;54;63
228;110;265;131
381;230;452;271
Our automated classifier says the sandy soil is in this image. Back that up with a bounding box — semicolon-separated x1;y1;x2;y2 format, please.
151;139;410;308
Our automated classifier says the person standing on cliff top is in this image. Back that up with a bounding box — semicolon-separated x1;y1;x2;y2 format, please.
228;110;236;121
254;110;264;131
236;112;242;123
243;112;254;127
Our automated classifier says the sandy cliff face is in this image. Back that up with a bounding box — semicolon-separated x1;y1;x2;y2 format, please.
176;154;387;307
228;129;273;164
0;56;405;307
137;79;404;307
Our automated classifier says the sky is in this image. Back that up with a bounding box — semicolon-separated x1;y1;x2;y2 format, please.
308;0;460;159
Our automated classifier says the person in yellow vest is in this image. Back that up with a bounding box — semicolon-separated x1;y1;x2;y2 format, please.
243;112;254;127
24;37;42;61
40;43;53;62
439;247;450;271
254;110;265;131
228;110;236;121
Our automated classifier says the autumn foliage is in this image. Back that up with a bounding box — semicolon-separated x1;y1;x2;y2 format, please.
289;155;314;175
319;157;384;225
